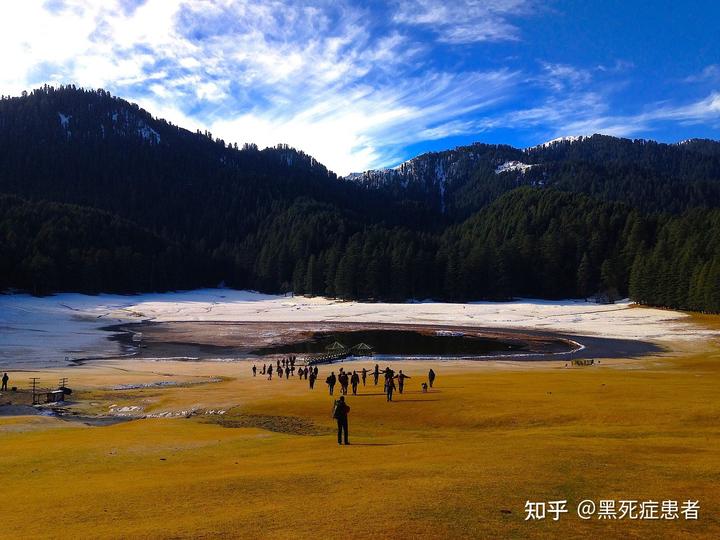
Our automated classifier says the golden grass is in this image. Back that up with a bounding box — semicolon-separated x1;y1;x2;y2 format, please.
1;342;720;538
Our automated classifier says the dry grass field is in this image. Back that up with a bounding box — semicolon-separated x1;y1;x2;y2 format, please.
1;328;720;538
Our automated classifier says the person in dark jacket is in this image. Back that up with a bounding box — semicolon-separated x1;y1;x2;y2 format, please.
428;368;436;388
361;368;368;386
341;371;350;395
373;364;380;385
309;370;317;389
350;371;360;395
386;375;396;402
267;365;273;380
332;396;350;445
252;365;257;377
1;372;8;391
326;372;336;395
397;370;410;394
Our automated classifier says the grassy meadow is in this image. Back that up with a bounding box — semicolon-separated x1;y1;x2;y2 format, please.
1;338;719;538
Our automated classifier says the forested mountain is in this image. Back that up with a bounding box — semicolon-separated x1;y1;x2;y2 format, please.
1;86;719;312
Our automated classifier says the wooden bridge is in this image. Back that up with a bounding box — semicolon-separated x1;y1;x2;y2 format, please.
304;341;374;366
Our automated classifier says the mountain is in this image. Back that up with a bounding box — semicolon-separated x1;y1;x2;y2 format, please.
345;134;720;216
1;86;720;312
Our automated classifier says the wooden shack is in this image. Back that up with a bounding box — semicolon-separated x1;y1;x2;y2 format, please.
351;343;374;356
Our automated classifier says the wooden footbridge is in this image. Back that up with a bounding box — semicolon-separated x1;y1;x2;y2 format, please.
304;341;374;366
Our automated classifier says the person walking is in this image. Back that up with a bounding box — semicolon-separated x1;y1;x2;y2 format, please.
386;375;396;402
326;372;336;395
314;366;319;378
351;371;360;395
309;370;317;389
397;370;410;394
1;372;8;391
339;371;349;395
252;365;257;377
361;368;367;386
285;365;291;379
267;365;273;380
428;368;436;388
261;364;266;375
373;364;380;385
332;396;350;445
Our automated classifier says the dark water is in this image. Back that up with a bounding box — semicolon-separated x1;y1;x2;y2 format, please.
251;329;528;357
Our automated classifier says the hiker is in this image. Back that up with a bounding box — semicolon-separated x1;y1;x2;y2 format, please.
428;368;436;388
397;370;410;394
386;375;396;401
268;365;273;380
1;373;8;391
252;365;257;377
351;371;360;395
382;367;394;392
339;371;349;395
332;395;350;445
326;372;336;395
373;364;380;385
361;368;368;386
309;370;317;389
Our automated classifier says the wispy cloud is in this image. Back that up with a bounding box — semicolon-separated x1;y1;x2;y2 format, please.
392;0;535;43
0;1;717;173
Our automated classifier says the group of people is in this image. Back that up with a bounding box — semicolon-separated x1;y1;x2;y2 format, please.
249;358;437;446
324;364;436;402
329;366;437;445
252;358;320;388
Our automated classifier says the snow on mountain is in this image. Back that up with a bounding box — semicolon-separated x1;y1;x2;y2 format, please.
495;161;536;174
525;135;585;151
109;108;161;143
58;112;71;129
344;147;488;212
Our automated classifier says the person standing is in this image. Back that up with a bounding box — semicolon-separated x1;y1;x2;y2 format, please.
397;370;410;394
261;364;266;375
351;371;360;395
267;365;273;380
326;372;336;395
1;372;8;391
285;365;291;379
332;396;350;445
386;375;396;402
428;368;436;388
361;368;367;386
309;370;317;389
252;365;257;377
373;364;380;385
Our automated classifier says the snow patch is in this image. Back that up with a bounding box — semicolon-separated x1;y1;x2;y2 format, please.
526;135;585;151
58;113;71;130
495;161;536;174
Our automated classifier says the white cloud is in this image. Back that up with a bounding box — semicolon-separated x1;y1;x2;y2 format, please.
392;0;534;43
0;0;716;175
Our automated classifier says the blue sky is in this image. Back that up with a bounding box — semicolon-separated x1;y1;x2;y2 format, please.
1;1;719;174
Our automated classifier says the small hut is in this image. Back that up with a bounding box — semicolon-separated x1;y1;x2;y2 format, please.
351;343;374;356
325;341;347;353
